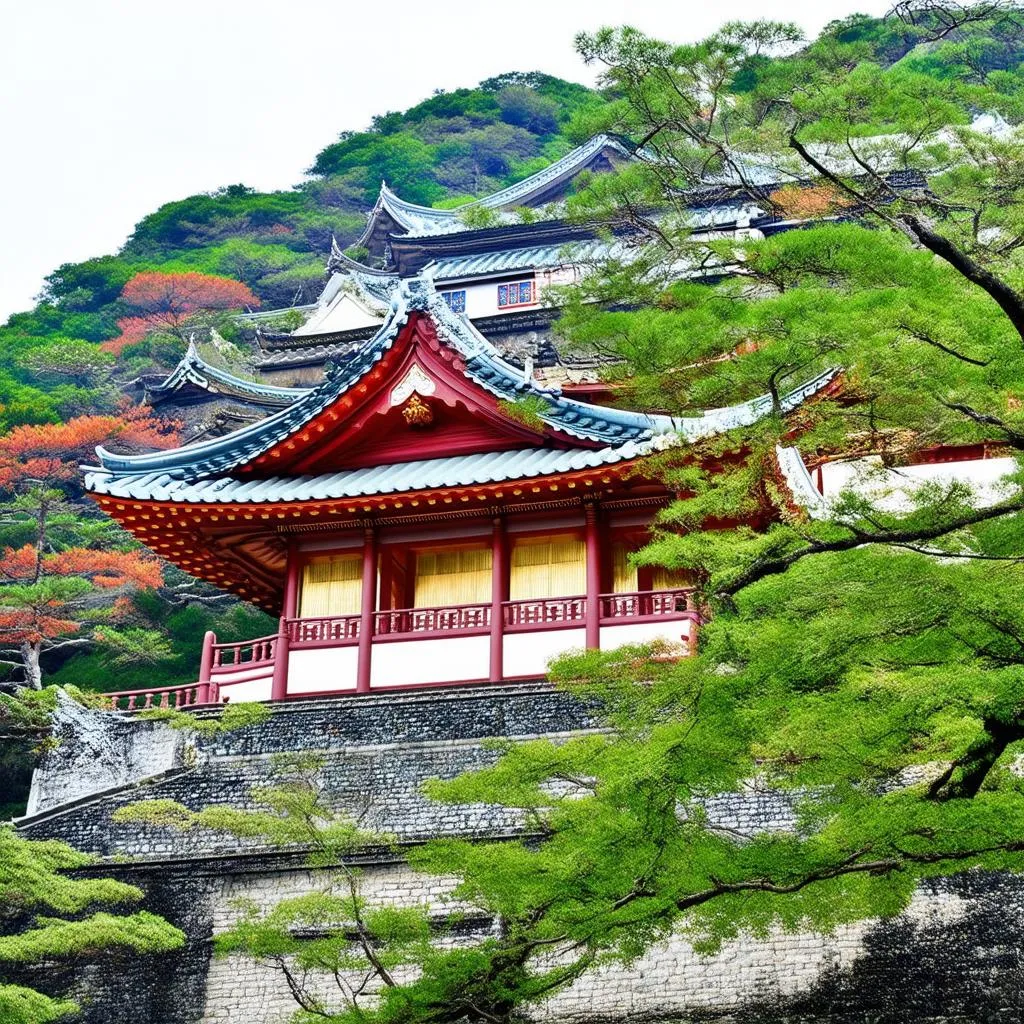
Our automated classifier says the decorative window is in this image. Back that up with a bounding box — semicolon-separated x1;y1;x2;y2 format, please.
440;289;466;313
497;280;535;309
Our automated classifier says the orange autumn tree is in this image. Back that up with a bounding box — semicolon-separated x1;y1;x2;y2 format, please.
103;271;259;355
0;409;181;688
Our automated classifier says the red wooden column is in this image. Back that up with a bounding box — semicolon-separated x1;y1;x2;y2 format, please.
283;542;300;619
489;515;508;683
356;525;378;694
271;543;300;702
585;501;601;650
197;630;216;704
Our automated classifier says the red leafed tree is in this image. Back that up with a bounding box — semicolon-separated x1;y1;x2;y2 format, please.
0;405;179;490
0;409;180;687
0;544;166;689
101;271;259;354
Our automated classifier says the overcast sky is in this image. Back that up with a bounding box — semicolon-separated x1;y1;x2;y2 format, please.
0;0;889;322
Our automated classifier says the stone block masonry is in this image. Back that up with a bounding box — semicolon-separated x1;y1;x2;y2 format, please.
18;683;1024;1023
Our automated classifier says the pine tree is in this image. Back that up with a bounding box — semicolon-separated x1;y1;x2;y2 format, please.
0;826;183;1024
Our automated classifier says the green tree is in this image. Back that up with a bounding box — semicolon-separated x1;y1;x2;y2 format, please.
0;825;184;1023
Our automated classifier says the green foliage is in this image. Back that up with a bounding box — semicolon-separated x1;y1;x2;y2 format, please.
308;74;604;206
0;826;184;1017
136;700;270;736
0;984;77;1024
497;395;549;431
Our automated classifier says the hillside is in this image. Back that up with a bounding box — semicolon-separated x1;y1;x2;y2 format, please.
2;15;1023;409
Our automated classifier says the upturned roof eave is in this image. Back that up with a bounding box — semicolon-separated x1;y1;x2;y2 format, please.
91;276;839;486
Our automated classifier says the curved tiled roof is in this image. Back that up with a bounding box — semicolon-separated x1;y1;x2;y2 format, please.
84;441;660;504
146;341;310;407
354;134;636;245
89;276;837;488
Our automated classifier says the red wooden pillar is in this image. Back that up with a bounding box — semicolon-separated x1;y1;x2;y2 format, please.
270;617;289;702
272;544;299;702
585;501;601;650
356;525;378;694
283;542;300;619
489;515;507;683
197;630;216;704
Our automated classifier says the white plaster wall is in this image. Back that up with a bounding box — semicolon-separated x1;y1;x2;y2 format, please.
288;647;359;694
504;628;586;678
371;635;489;687
295;291;382;336
446;267;573;320
600;619;694;653
216;673;273;703
819;456;1018;510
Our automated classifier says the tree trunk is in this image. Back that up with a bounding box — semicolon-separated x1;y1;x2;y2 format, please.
20;640;42;689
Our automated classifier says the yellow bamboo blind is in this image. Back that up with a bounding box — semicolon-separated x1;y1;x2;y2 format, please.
510;535;586;600
612;543;638;593
414;546;492;607
652;565;692;590
299;555;363;617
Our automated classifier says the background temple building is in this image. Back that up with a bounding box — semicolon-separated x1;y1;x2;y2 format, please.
147;133;780;428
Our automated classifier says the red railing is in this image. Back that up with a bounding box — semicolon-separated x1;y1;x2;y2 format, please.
503;595;588;629
102;680;220;712
211;635;277;669
101;588;700;711
287;615;361;645
375;602;490;636
600;588;695;621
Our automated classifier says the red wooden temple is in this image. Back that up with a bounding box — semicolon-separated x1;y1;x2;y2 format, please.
84;278;836;708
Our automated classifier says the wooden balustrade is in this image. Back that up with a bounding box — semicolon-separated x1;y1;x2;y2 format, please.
102;681;217;712
600;588;695;620
375;602;490;636
286;589;694;645
287;615;361;645
210;635;277;669
503;595;588;628
99;588;698;710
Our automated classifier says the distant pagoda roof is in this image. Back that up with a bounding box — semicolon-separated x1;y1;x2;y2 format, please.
354;134;637;248
146;340;309;408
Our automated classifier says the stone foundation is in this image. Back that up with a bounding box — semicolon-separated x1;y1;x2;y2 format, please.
18;684;1024;1023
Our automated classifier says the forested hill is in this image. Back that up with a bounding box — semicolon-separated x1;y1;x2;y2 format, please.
3;12;1024;416
18;73;604;339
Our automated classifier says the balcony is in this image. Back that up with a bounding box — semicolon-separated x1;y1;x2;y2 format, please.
102;588;698;710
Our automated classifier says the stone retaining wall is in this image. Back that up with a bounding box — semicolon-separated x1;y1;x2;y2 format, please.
17;684;1024;1023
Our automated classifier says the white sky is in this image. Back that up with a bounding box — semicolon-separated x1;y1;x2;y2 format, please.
0;0;889;322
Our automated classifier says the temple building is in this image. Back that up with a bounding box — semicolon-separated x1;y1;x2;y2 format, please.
98;133;1006;709
85;277;836;707
232;133;775;391
141;339;308;439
